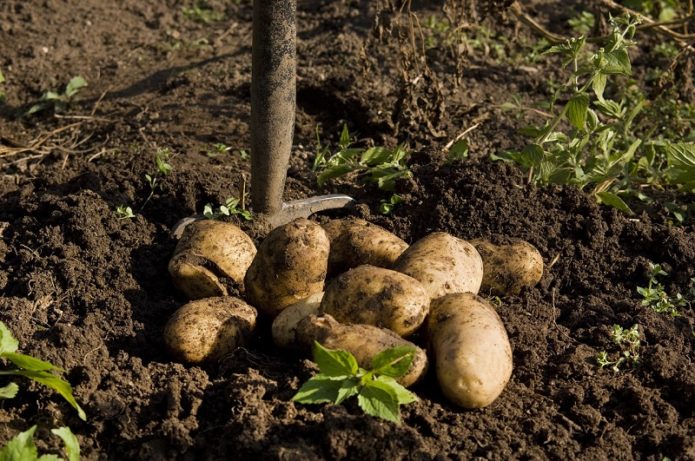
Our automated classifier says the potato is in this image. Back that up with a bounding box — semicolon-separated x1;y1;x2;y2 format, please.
244;218;329;317
322;218;408;275
429;293;512;408
471;239;544;296
271;292;324;349
393;232;483;299
320;265;429;337
163;296;257;364
296;314;428;387
168;220;257;300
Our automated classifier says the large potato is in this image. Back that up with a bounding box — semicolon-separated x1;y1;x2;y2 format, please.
271;292;324;349
322;218;408;275
244;218;329;317
429;293;512;408
471;239;543;296
163;296;257;364
296;314;428;387
393;232;483;299
320;265;429;337
168;220;257;300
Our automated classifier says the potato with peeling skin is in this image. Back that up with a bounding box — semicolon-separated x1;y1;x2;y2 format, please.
393;232;483;299
169;220;257;300
244;218;329;318
471;239;544;296
296;314;428;387
163;296;257;364
320;265;429;337
271;292;323;348
322;218;408;276
429;293;512;408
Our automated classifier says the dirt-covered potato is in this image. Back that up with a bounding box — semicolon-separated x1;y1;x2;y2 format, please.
297;314;428;387
244;218;329;317
322;218;408;275
393;232;483;299
320;265;429;337
429;293;512;408
271;292;324;348
163;296;257;364
471;239;544;296
168;220;257;300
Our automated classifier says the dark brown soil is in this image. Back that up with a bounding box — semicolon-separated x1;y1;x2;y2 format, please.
1;1;694;460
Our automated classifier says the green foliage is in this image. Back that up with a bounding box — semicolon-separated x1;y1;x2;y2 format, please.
636;263;688;317
446;139;469;163
25;77;87;116
313;124;412;193
293;342;418;424
596;324;641;372
568;11;595;35
0;425;80;461
0;322;85;421
115;206;135;220
203;197;252;221
142;148;173;209
182;1;224;23
379;194;403;215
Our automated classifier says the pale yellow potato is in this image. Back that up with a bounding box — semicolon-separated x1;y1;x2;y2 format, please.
296;314;428;387
471;239;544;296
393;232;483;299
271;292;324;349
320;265;429;337
429;293;512;408
163;296;257;364
244;218;329;317
322;218;408;276
169;220;257;300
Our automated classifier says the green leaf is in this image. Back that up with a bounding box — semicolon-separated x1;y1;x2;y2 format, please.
0;425;39;461
370;346;415;378
14;370;86;421
566;94;589;131
357;381;401;424
65;76;87;98
292;375;345;404
0;382;19;399
335;378;361;405
522;144;545;167
596;191;633;214
447;139;469;162
0;70;5;84
360;147;392;166
4;353;61;373
339;124;351;149
375;376;418;405
592;73;607;101
317;164;358;187
311;342;358;377
37;455;62;461
602;49;631;75
51;427;80;461
0;321;19;355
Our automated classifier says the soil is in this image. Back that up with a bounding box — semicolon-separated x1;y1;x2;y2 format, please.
1;1;694;460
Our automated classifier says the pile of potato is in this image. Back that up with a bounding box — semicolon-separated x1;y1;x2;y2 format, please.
164;217;543;409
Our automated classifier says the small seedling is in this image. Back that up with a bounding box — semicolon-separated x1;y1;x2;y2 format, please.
293;342;418;424
206;143;231;158
236;149;250;161
446;139;469;163
182;1;224;23
203;197;252;221
596;324;641;372
115;206;135;220
637;263;687;317
25;76;87;116
0;425;80;461
379;194;403;215
142;148;173;209
0;321;85;421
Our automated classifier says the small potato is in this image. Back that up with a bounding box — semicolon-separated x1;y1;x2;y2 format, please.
471;239;544;296
244;218;329;317
393;232;483;299
163;296;257;364
322;218;408;275
296;314;428;387
429;293;512;408
272;292;324;349
169;220;257;300
321;265;429;337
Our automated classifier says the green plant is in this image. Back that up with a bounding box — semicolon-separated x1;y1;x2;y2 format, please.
636;263;688;317
379;194;403;215
206;143;230;158
0;425;80;461
203;197;252;221
0;322;85;421
25;76;87;116
596;323;641;372
115;206;135;220
568;11;595;35
293;342;418;424
182;2;224;23
142;148;173;209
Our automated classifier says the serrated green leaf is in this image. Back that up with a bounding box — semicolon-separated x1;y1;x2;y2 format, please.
292;375;345;404
357;381;401;424
370;346;415;378
566;94;589;131
596;191;633;214
311;342;358;377
0;425;39;461
602;49;631;75
375;376;418;405
0;382;19;399
4;352;61;373
65;76;87;98
51;427;80;461
522;144;545;167
334;378;360;405
14;370;86;421
0;322;19;355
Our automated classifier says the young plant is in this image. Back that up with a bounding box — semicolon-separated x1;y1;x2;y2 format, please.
203;197;252;221
182;1;224;23
115;205;135;220
0;321;86;421
293;342;418;424
0;425;80;461
596;324;641;372
379;194;403;215
142;148;173;209
636;263;687;317
25;76;87;116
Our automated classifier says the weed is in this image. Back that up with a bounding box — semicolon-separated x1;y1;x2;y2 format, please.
0;425;80;461
25;76;87;116
206;143;230;158
236;149;250;161
182;2;224;23
637;263;688;317
0;321;86;420
142;148;173;209
293;342;418;424
115;206;135;220
379;194;403;215
596;324;641;372
568;11;595;35
203;197;252;221
446;139;469;163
